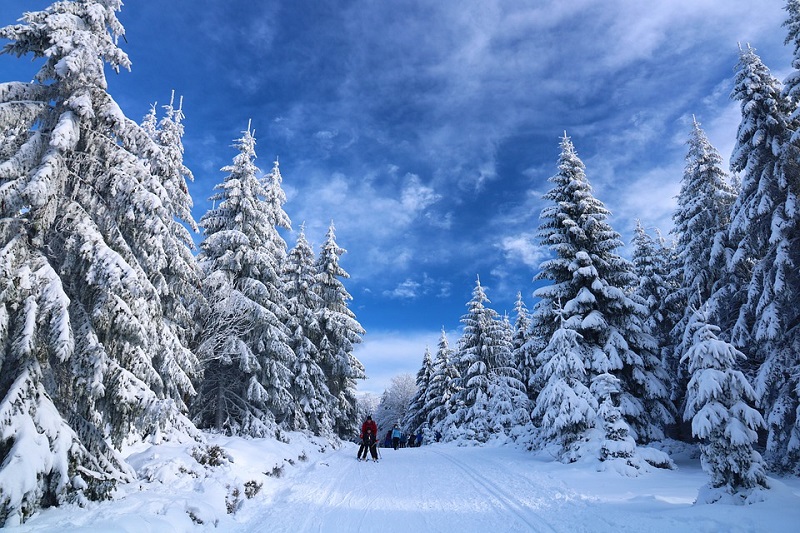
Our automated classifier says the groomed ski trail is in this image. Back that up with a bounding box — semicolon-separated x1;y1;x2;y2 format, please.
234;444;586;533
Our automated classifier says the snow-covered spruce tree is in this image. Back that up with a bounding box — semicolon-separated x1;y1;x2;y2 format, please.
487;314;531;439
722;43;800;473
283;225;334;436
532;324;597;461
403;346;434;438
531;134;673;444
141;93;204;418
425;328;460;435
315;222;365;438
668;118;737;424
1;1;200;523
681;306;769;504
631;221;680;381
512;292;538;403
444;278;527;443
590;373;636;469
193;126;293;436
256;158;296;427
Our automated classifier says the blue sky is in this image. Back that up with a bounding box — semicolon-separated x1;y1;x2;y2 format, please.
0;1;792;396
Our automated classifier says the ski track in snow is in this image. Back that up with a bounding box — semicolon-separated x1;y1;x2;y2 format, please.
10;436;800;532
235;444;598;533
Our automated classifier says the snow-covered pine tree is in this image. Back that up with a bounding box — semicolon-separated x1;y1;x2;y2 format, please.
403;347;434;438
681;306;769;504
512;292;538;402
591;373;637;469
444;278;496;442
444;277;527;442
532;324;597;462
722;43;800;473
254;158;295;427
315;222;365;438
631;221;679;380
142;93;204;421
283;225;334;436
425;328;460;435
486;314;531;439
668;118;737;425
193;125;292;436
531;134;673;444
1;1;199;523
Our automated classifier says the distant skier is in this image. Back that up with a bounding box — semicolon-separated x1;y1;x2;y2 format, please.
391;425;402;450
358;416;379;461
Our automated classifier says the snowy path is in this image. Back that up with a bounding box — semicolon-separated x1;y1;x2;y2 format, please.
12;436;800;532
232;442;800;533
236;444;597;533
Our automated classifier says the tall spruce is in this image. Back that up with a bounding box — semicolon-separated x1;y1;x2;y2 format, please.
142;93;203;417
682;306;769;503
315;222;365;438
193;125;292;436
0;0;198;524
631;221;678;375
669;119;737;421
403;347;435;436
512;292;538;402
425;329;460;434
255;159;295;427
444;278;527;442
283;225;333;436
531;134;673;444
723;43;800;473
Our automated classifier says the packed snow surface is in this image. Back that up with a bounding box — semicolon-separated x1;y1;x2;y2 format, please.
9;432;800;532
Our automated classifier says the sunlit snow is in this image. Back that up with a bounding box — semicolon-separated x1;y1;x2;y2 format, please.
10;432;800;532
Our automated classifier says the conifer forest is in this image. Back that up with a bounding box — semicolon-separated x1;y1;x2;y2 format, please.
1;0;800;526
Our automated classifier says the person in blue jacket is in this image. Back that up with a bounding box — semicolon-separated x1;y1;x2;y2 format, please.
391;425;402;450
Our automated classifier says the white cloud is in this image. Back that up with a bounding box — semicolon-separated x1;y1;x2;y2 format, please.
384;279;422;300
401;174;441;212
498;233;547;269
353;329;451;396
382;273;446;300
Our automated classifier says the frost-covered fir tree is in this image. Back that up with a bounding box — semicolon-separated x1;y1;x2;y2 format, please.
444;278;527;442
315;222;365;438
591;374;636;466
722;43;800;473
403;347;434;438
425;328;460;434
255;158;295;426
0;1;199;523
193;126;293;436
141;93;204;417
532;325;597;462
486;314;531;439
531;135;673;444
512;292;538;402
681;307;769;504
631;221;679;379
283;226;334;436
668;119;737;420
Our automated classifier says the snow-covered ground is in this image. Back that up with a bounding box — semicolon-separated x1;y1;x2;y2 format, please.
9;432;800;532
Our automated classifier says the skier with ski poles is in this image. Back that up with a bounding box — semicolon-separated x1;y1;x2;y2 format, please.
357;415;379;461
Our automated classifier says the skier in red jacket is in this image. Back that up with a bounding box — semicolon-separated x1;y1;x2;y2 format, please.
357;415;379;461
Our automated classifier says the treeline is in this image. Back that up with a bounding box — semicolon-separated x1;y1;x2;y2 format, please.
404;4;800;505
0;2;363;526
